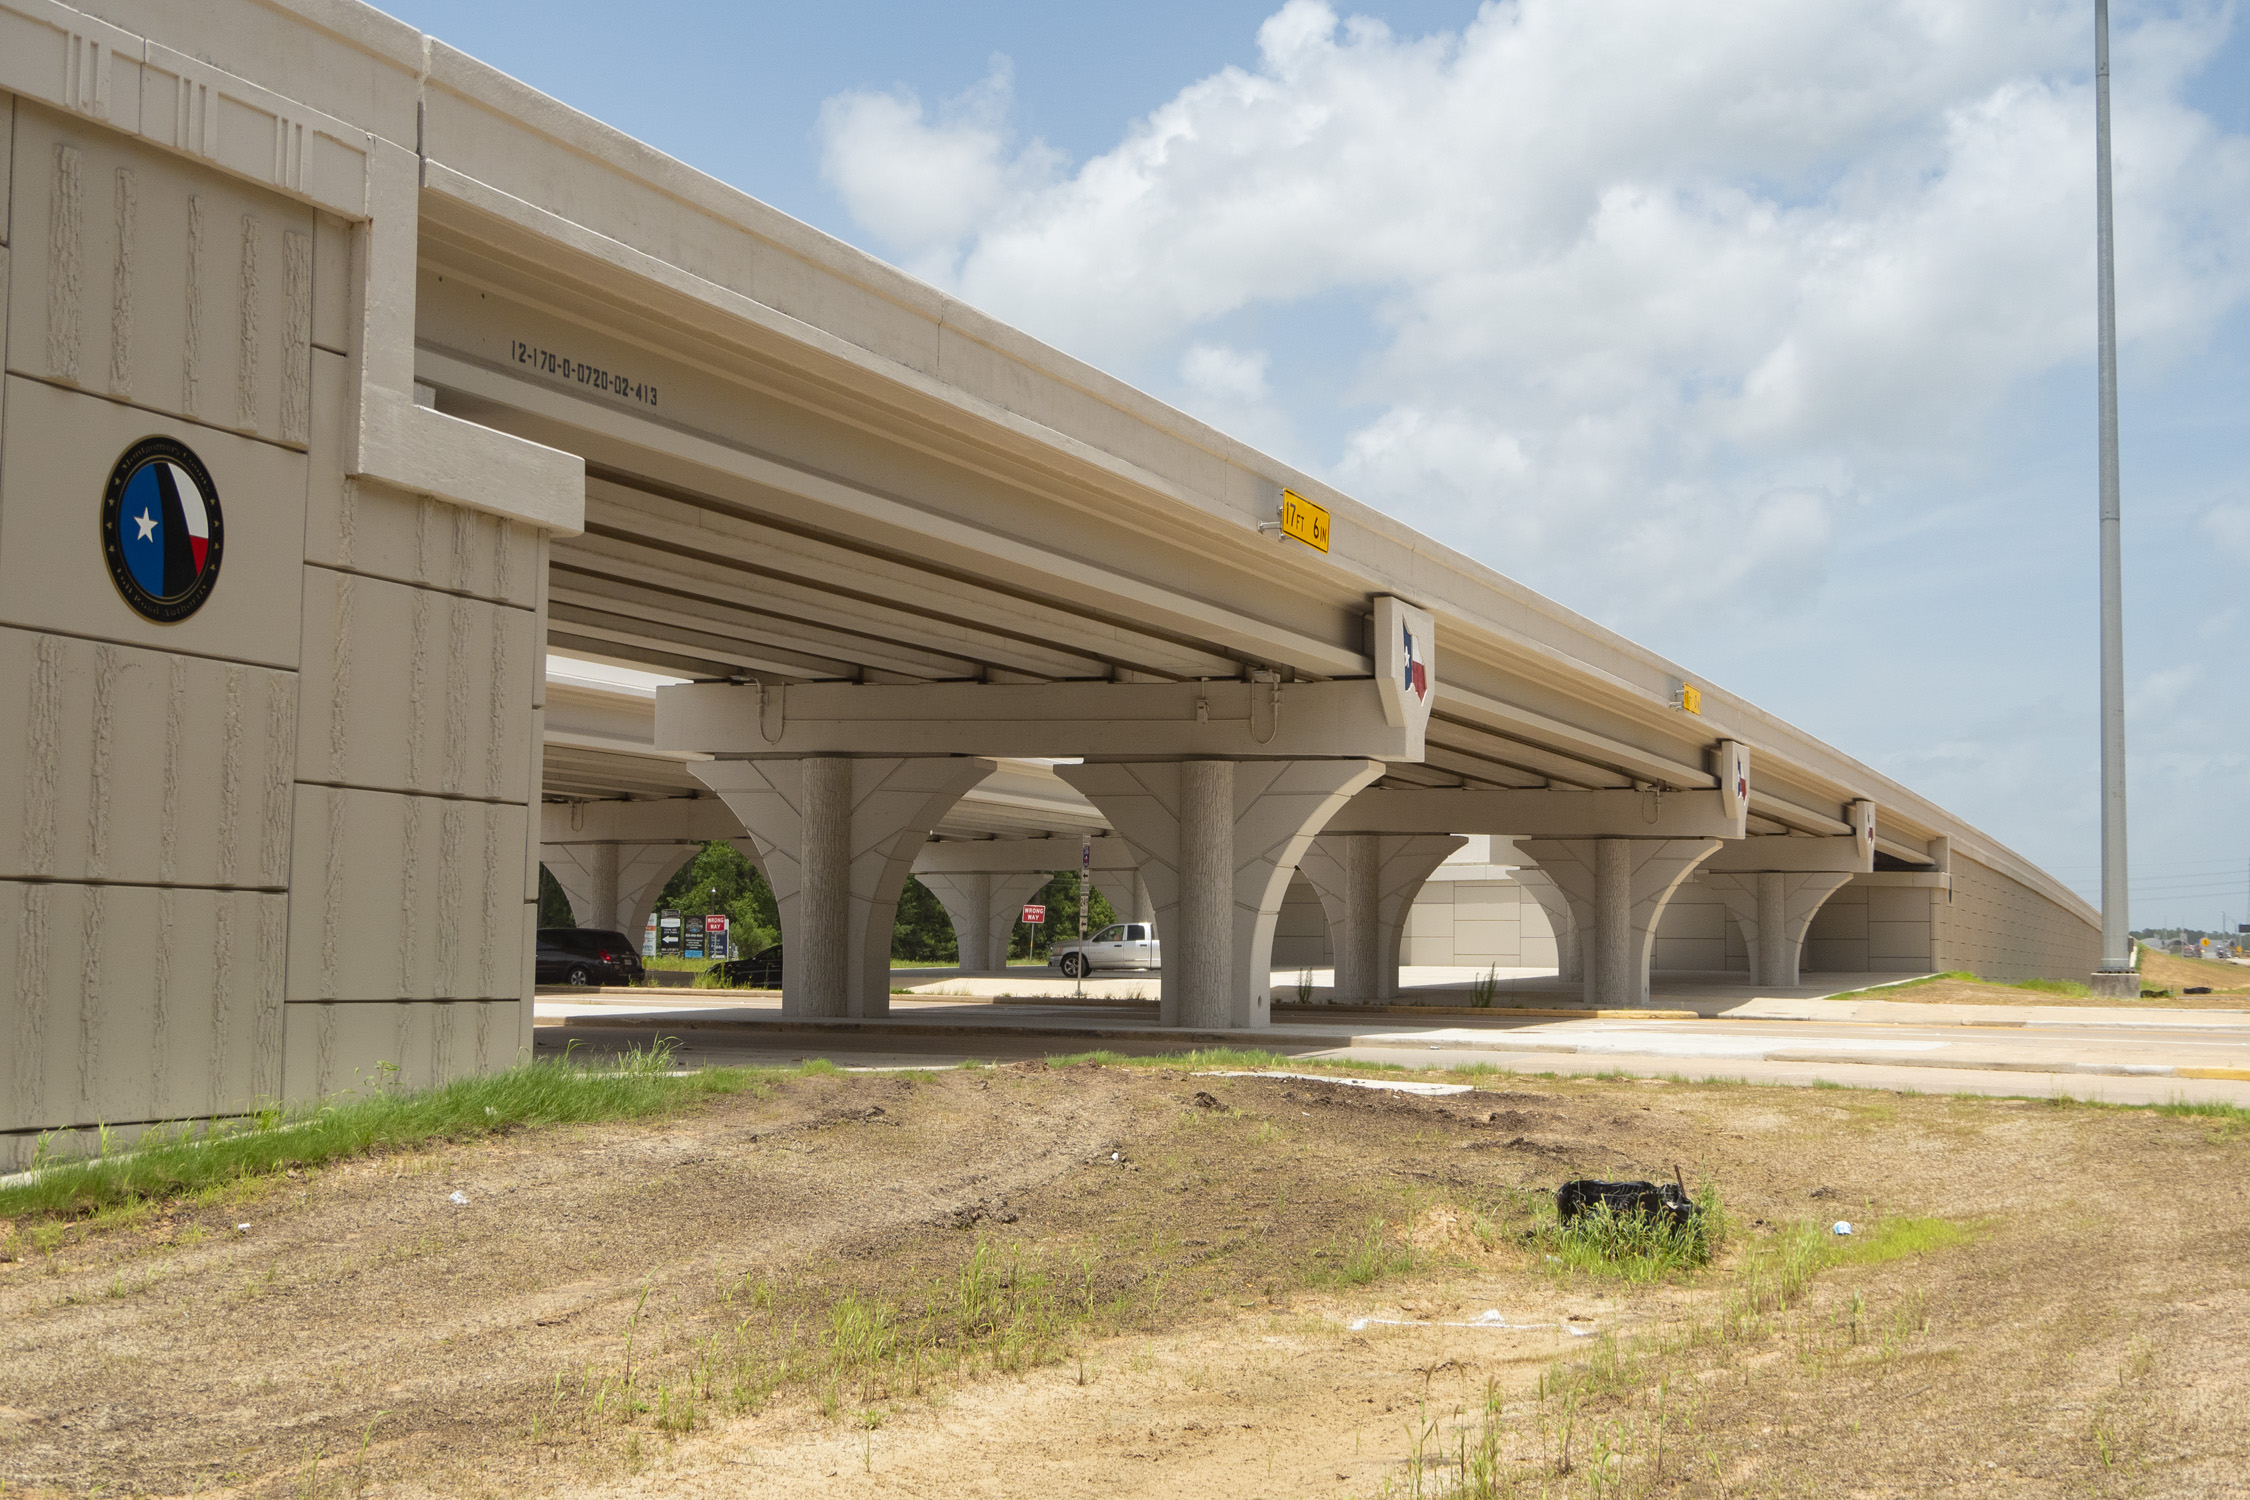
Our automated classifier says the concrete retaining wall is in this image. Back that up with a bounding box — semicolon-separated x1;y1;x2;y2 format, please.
1934;853;2103;983
0;94;545;1167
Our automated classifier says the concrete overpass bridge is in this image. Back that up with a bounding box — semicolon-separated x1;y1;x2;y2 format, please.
0;0;2097;1159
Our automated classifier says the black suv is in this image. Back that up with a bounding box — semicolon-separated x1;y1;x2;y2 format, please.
534;928;645;987
711;945;784;990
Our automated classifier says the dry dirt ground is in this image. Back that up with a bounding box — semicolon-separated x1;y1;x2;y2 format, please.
3;1063;2247;1498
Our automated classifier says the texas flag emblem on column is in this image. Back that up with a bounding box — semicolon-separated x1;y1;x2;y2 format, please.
1401;623;1428;703
1372;594;1437;752
101;437;225;623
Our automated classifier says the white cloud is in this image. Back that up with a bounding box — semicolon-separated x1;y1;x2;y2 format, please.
818;0;2250;630
2202;500;2250;561
1179;342;1273;403
817;56;1061;283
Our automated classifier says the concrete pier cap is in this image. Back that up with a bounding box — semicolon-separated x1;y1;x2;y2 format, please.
649;600;1437;1027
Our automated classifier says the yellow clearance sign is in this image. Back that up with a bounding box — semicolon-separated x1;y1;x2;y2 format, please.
1280;489;1330;553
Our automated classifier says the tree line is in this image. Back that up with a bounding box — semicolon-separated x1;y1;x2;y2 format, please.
539;841;1120;964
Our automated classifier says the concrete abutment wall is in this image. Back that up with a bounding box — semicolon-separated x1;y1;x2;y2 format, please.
0;87;552;1168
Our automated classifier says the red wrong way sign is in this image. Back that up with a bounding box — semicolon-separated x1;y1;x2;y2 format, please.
1021;904;1047;924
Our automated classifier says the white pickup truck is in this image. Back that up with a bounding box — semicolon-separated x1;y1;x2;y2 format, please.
1048;922;1160;978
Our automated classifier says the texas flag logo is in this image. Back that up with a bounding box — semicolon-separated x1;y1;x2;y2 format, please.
1401;623;1428;702
101;437;224;623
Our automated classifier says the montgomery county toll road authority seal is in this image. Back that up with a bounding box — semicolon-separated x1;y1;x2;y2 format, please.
102;436;224;623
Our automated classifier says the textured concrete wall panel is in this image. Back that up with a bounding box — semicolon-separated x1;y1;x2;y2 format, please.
1804;887;1869;972
1935;856;2101;983
284;785;528;1003
0;626;294;886
5;103;315;447
2;879;283;1132
303;464;543;610
2;92;13;244
282;999;518;1103
294;565;535;800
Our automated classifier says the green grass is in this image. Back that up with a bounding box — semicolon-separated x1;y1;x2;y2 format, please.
1822;1214;1973;1267
2153;1098;2250;1125
1537;1185;1725;1283
0;1041;802;1221
1822;971;1983;1000
1822;969;2169;1002
1416;1211;1974;1495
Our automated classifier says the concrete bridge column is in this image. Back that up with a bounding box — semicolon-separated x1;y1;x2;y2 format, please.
916;869;1050;971
1090;865;1156;929
917;870;992;970
1517;838;1724;1007
1056;759;1382;1027
538;840;705;939
690;756;994;1017
1296;834;1466;1003
1511;868;1582;985
1702;871;1856;987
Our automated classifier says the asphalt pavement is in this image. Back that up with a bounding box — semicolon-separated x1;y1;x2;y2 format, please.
533;977;2250;1108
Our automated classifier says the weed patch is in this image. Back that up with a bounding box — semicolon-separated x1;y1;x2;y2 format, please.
1536;1185;1724;1283
0;1041;799;1222
1387;1212;1974;1496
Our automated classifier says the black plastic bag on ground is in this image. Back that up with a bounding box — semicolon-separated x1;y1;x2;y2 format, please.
1556;1178;1697;1228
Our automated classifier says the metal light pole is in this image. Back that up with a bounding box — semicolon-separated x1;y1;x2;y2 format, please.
2090;0;2136;996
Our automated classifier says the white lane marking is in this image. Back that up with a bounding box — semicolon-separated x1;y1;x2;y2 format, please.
1353;1027;1946;1059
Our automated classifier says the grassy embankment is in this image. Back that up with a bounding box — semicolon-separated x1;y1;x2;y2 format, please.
0;1041;794;1223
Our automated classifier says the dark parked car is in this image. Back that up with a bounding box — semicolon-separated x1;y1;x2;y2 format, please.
534;928;645;987
711;945;784;989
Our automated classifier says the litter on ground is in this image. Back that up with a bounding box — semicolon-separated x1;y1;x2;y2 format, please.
449;1191;470;1206
1832;1221;1854;1236
1348;1309;1554;1332
1556;1175;1698;1227
1210;1071;1474;1097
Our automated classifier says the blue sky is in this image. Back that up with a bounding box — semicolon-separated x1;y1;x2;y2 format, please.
386;1;2250;930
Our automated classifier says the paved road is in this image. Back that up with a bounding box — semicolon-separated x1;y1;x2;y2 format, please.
533;992;2250;1108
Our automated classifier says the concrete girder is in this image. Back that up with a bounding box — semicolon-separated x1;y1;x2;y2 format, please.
569;476;1244;683
1517;838;1725;1007
1055;760;1383;1027
689;756;996;1017
1700;833;1872;877
539;799;745;845
1702;872;1857;987
551;574;950;680
1296;834;1467;1003
566;508;1118;681
1415;743;1567;790
657;680;1426;762
1324;787;1747;841
1433;685;1715;792
548;599;864;682
909;836;1142;876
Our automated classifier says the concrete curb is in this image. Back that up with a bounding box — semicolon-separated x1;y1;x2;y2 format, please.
539;989;2250;1035
536;1010;2250;1083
